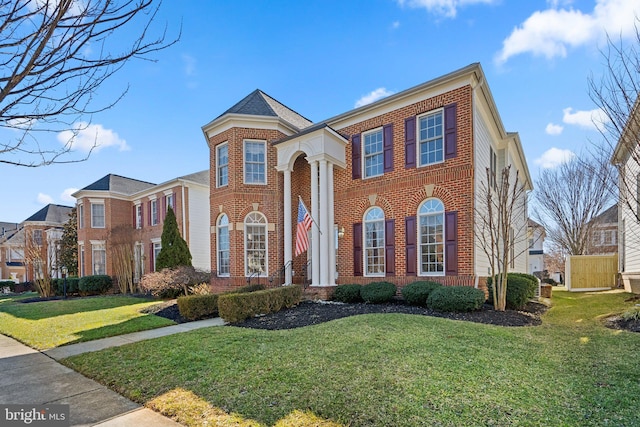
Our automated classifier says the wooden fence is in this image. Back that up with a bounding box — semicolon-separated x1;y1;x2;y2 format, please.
565;254;618;291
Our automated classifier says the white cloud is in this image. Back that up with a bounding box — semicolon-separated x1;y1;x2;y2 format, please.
57;122;130;153
496;0;640;64
37;193;54;205
396;0;498;18
7;117;37;129
535;147;576;168
562;107;609;131
355;88;395;108
61;188;79;203
391;20;400;29
545;123;564;135
182;54;197;76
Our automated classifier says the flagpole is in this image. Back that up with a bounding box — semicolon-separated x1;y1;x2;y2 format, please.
299;195;322;235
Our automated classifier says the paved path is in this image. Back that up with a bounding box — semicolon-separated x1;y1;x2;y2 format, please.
0;317;225;426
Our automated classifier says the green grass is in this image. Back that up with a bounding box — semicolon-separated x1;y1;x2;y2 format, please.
61;290;640;426
0;295;175;350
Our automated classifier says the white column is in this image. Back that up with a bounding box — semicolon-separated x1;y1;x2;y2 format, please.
310;160;320;286
283;169;292;285
328;162;336;286
319;159;329;285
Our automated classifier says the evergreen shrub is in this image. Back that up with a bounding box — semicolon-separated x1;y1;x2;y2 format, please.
401;281;442;306
488;273;538;309
427;286;485;312
360;281;397;304
218;285;302;323
333;284;363;303
177;294;219;321
78;275;112;295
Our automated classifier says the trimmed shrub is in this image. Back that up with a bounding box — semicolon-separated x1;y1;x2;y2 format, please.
541;277;557;285
52;277;80;296
333;284;363;303
401;281;442;306
139;266;211;298
488;273;538;310
78;275;112;295
177;294;219;321
360;281;397;304
427;286;486;312
218;285;302;323
0;280;16;292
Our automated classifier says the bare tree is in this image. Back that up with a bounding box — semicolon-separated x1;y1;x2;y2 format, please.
23;227;54;297
0;0;179;167
476;165;528;311
109;224;139;293
532;155;614;255
590;20;640;223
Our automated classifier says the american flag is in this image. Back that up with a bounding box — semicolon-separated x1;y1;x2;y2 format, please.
295;198;313;256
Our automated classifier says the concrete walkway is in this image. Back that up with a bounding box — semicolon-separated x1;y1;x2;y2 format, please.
0;317;225;426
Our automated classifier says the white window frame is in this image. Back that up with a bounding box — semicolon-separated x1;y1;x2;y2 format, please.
418;198;445;276
152;239;162;271
78;203;84;229
134;242;144;282
165;193;174;213
91;241;106;275
79;243;85;277
243;140;267;185
135;204;143;229
90;202;105;228
363;128;384;179
417;109;444;167
244;212;268;276
217;142;229;187
151;199;159;226
217;214;230;276
364;207;385;276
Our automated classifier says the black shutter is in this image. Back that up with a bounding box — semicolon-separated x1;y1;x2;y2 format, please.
353;223;363;276
385;219;395;276
383;124;394;173
404;117;416;168
445;211;458;275
444;103;457;159
405;216;417;276
352;134;361;180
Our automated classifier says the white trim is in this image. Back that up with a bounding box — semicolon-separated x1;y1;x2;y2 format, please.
362;127;384;179
216;141;229;188
243;139;268;185
244;211;268;277
417;108;445;168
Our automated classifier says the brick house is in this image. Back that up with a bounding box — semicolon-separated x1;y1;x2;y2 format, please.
203;63;532;298
587;204;618;255
73;171;210;281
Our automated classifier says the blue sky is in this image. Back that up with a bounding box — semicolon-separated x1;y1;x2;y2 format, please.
3;0;639;223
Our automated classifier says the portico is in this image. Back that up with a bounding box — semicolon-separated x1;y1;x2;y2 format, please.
275;123;347;287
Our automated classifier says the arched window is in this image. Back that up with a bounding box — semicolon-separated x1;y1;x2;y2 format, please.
364;207;385;276
217;214;230;276
244;212;267;276
418;199;444;275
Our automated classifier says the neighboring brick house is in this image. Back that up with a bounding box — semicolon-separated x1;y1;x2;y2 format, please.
0;221;23;282
73;171;210;281
20;204;73;282
528;219;545;275
587;204;618;255
203;63;533;298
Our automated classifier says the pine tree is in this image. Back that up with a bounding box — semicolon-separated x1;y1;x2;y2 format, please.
156;206;192;270
59;207;78;276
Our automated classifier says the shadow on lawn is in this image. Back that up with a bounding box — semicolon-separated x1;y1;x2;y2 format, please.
0;295;158;321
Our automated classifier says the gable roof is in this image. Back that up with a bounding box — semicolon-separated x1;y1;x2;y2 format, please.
592;204;618;225
80;174;156;195
24;204;73;224
177;170;210;186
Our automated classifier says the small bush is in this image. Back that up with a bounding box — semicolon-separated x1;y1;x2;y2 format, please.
360;281;397;304
427;286;486;312
333;284;363;303
0;280;16;292
621;306;640;322
78;275;113;295
52;277;80;296
487;273;538;310
541;277;557;285
177;294;219;321
401;281;442;306
139;266;211;298
218;285;302;323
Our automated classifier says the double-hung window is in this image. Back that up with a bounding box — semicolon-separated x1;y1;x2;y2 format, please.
91;202;105;228
245;212;267;276
363;129;384;178
135;204;143;229
418;110;444;166
418;199;444;275
244;140;266;184
92;242;106;275
217;143;229;187
151;199;159;225
78;204;84;229
217;214;230;276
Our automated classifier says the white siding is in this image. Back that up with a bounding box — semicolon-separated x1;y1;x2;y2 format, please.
620;147;640;274
473;101;494;277
187;185;211;271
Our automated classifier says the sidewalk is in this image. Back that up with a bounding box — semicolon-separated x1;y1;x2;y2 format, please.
0;317;225;426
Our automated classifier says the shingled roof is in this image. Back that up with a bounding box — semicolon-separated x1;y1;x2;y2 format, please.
178;170;209;185
24;204;73;224
218;89;313;130
81;174;156;195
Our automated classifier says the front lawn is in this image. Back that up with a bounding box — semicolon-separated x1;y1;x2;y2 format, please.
0;295;175;350
61;290;640;426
